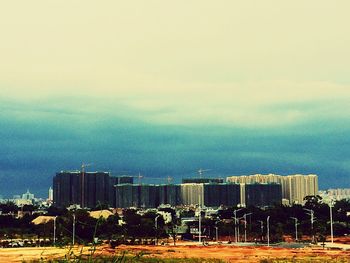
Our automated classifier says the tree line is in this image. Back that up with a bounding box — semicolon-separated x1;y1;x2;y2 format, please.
0;196;349;246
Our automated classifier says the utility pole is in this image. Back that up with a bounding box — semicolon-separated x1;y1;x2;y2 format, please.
330;199;334;243
243;213;252;243
233;208;242;243
72;213;76;246
290;217;298;241
267;216;270;247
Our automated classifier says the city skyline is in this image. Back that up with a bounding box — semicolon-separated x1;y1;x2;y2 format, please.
1;1;350;197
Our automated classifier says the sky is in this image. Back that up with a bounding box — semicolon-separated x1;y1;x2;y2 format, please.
0;1;350;197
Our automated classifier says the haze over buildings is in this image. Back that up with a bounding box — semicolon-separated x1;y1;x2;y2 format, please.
0;1;350;196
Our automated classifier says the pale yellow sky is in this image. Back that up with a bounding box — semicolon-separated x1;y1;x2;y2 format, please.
1;1;350;126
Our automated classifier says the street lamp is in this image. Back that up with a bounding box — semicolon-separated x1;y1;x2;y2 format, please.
53;216;57;246
214;219;220;242
236;216;245;243
72;213;76;246
290;217;298;242
233;208;243;243
155;215;161;245
329;199;334;244
198;193;202;244
214;226;219;242
267;216;270;247
258;220;264;242
243;213;252;243
155;215;160;229
303;208;315;243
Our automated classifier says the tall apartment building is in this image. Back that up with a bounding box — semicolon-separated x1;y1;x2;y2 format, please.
48;187;53;202
180;183;204;206
203;183;240;207
227;173;318;205
244;183;282;207
53;171;81;207
158;184;181;206
113;182;282;208
108;176;134;207
53;171;133;208
319;188;350;202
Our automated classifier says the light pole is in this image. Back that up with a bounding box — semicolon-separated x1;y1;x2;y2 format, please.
237;217;242;243
215;226;219;242
215;219;220;242
329;199;334;244
233;208;243;243
258;220;264;242
267;216;270;247
155;215;160;229
290;217;298;242
155;215;160;245
53;216;57;246
198;194;202;244
72;213;76;246
304;208;315;243
243;213;252;243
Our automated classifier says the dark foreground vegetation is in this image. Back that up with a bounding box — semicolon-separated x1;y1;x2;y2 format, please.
1;196;350;247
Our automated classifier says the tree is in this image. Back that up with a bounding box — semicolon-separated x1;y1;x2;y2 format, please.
0;202;18;214
304;195;323;210
46;206;67;216
98;215;122;240
334;199;350;228
123;209;142;241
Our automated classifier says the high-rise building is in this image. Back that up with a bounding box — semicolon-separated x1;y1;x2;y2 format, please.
319;188;350;202
22;189;35;200
203;183;240;207
115;184;136;208
158;184;181;206
108;176;134;207
82;172;110;208
227;174;318;205
115;184;159;208
244;183;282;207
180;183;204;206
53;171;131;208
53;171;109;208
53;171;81;207
48;187;53;202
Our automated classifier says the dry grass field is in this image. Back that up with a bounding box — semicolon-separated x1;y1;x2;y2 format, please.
1;241;350;263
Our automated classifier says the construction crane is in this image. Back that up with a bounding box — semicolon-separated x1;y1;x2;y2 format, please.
81;163;92;208
143;176;173;184
128;172;144;184
81;163;92;173
111;172;144;184
197;168;211;178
